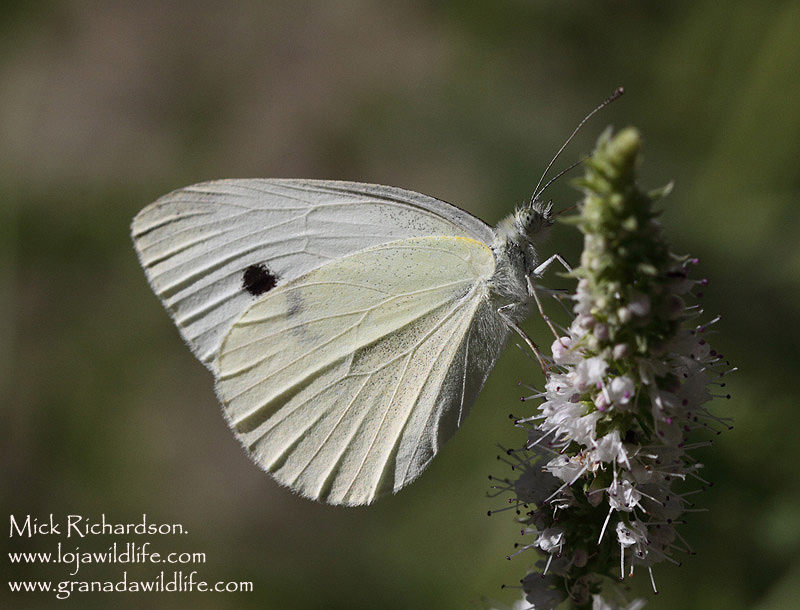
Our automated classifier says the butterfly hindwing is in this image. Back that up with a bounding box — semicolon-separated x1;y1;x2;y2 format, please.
216;235;510;505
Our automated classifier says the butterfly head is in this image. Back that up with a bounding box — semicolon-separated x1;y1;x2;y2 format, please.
495;196;554;255
515;197;555;241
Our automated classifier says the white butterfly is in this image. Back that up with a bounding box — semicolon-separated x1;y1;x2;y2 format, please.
131;90;625;506
132;179;563;505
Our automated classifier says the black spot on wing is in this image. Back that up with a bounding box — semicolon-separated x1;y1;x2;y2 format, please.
243;264;279;296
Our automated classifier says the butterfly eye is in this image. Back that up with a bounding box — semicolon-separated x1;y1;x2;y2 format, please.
242;264;279;296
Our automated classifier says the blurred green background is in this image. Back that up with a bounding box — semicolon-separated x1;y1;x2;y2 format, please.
2;1;799;609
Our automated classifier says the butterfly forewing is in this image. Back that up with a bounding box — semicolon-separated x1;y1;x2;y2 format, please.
132;179;495;370
216;236;509;505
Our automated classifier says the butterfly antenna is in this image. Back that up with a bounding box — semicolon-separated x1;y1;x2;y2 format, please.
531;86;624;204
534;154;590;201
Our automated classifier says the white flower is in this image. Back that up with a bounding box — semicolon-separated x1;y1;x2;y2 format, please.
544;372;577;399
545;454;585;483
538;399;601;447
535;527;566;555
608;375;635;408
591;429;628;467
551;336;582;365
490;128;731;610
616;520;647;549
592;594;647;610
616;520;650;573
573;356;608;391
607;473;641;512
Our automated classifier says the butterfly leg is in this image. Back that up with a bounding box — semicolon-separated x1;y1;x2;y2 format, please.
528;253;573;340
526;278;561;341
497;304;550;374
500;255;573;373
532;253;572;276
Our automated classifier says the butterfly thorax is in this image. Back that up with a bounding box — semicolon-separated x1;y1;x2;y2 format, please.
489;199;554;322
